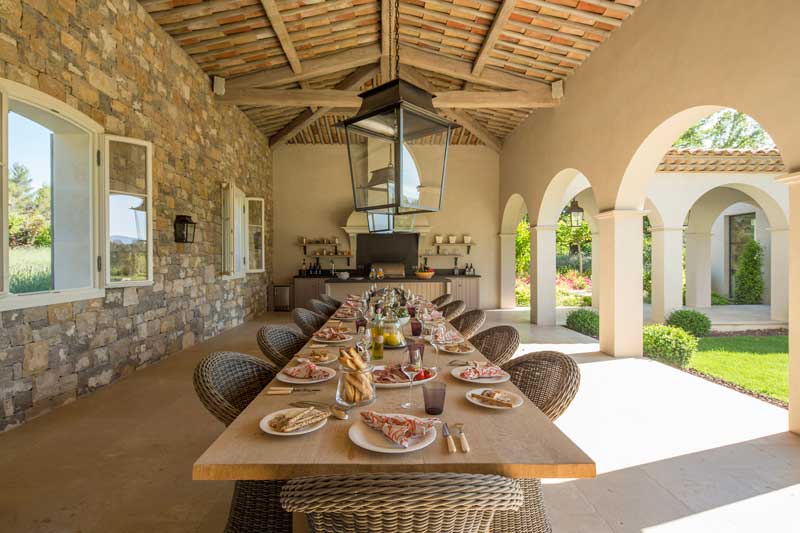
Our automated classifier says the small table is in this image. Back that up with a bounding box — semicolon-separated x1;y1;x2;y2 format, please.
194;314;595;481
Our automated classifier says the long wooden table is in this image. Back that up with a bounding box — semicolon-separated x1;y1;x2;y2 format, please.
193;312;596;481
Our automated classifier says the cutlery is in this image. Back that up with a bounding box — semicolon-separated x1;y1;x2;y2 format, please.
442;423;457;454
454;423;470;453
265;387;320;395
290;401;350;420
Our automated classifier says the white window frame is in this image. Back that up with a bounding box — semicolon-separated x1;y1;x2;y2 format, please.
104;135;153;288
246;197;265;274
0;78;105;311
222;182;246;280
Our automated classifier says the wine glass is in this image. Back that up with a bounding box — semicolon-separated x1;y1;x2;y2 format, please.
429;322;446;373
400;346;422;409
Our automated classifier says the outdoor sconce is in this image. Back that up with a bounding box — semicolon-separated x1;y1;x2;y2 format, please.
569;199;585;227
174;215;196;243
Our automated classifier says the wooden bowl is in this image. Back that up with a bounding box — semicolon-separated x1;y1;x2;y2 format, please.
415;271;436;280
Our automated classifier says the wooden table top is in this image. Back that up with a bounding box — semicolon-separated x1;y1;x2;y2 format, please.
193;312;596;481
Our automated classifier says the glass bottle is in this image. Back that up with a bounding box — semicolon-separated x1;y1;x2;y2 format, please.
370;314;384;360
383;318;405;348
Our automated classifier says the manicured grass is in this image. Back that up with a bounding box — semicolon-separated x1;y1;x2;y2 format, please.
9;246;52;294
689;336;788;402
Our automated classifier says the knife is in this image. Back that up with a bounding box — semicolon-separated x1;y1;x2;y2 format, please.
265;387;321;395
442;423;457;454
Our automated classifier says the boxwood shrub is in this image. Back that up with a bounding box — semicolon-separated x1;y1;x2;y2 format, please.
643;324;698;368
565;308;599;338
666;309;711;337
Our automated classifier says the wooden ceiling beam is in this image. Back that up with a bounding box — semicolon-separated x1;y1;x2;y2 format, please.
472;0;516;76
260;0;302;73
219;88;558;108
226;44;381;89
380;0;392;82
268;64;379;147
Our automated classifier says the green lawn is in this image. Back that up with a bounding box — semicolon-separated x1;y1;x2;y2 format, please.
9;246;52;293
689;336;788;402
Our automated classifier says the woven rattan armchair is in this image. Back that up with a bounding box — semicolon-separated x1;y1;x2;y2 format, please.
430;293;453;308
450;309;486;339
309;298;337;317
470;326;519;366
193;352;291;533
257;325;308;368
439;300;466;321
491;352;581;533
281;473;523;533
320;294;342;308
292;308;328;337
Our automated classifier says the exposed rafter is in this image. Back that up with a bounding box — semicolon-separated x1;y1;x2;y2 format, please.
259;0;302;74
472;0;516;77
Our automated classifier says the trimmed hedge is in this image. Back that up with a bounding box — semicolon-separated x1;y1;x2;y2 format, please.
565;308;599;338
643;324;698;368
666;309;711;337
734;239;764;304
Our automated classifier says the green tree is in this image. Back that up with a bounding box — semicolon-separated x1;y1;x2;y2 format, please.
674;109;774;150
734;239;764;304
556;219;592;273
9;163;35;212
515;215;530;277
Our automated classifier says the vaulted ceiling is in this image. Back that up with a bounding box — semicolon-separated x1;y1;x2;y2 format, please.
141;0;641;150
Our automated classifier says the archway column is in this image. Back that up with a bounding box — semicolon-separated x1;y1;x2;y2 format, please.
776;174;799;433
529;225;557;326
499;232;517;309
590;230;600;311
684;232;712;308
596;210;644;356
768;226;789;322
651;226;685;323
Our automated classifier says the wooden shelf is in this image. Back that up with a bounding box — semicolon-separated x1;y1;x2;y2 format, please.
431;242;474;254
305;254;351;266
422;254;464;257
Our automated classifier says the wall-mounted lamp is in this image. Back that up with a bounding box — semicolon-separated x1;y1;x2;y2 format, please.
174;215;196;243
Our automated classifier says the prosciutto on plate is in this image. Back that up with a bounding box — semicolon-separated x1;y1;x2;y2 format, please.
284;362;328;380
372;364;411;384
459;366;504;380
360;411;439;448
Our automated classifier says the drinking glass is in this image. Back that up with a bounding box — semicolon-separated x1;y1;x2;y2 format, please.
400;346;422;409
422;382;446;415
429;323;446;373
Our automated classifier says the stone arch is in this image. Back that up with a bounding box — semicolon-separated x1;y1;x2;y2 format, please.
499;194;528;309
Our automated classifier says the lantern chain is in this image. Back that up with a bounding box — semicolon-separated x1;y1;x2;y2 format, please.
393;0;400;80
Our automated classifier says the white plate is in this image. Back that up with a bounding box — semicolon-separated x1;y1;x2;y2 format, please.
372;365;437;388
277;366;337;384
259;408;328;436
332;315;357;321
450;366;510;384
439;344;475;355
348;418;437;453
295;353;338;366
424;334;465;345
312;334;353;344
465;388;523;410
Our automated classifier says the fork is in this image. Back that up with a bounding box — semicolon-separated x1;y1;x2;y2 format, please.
454;423;470;453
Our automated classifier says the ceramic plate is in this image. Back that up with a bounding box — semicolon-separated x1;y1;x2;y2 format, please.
277;366;337;384
312;334;353;344
295;352;337;365
465;388;523;410
259;408;328;436
450;366;510;384
348;418;437;453
372;365;438;388
439;344;475;355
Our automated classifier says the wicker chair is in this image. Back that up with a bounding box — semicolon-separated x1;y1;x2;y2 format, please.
450;309;486;339
319;294;342;308
257;325;308;368
430;293;453;308
309;298;337;317
292;308;328;337
439;300;466;321
281;473;523;533
491;352;581;533
470;326;519;366
193;352;291;533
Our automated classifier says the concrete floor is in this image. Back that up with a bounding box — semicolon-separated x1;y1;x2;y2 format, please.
2;311;799;532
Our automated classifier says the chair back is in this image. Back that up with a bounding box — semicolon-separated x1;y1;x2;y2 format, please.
450;309;487;339
501;351;580;421
309;298;337;317
281;473;522;533
257;325;308;368
193;351;277;426
320;294;342;308
439;300;466;321
292;308;328;336
430;293;453;308
470;326;519;366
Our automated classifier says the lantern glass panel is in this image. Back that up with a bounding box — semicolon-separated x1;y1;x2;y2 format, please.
346;123;398;212
397;108;450;214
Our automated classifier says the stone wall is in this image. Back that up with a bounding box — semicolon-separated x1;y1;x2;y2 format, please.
0;0;273;430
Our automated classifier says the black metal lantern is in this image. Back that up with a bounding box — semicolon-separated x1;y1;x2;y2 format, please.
174;215;196;243
338;79;460;216
568;200;584;227
367;212;416;234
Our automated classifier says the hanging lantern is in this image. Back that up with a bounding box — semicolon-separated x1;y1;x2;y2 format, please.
568;200;584;227
174;215;196;243
367;212;416;234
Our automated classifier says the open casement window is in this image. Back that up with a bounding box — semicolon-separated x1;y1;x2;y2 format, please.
222;182;246;278
246;197;265;273
104;135;153;287
0;78;104;310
